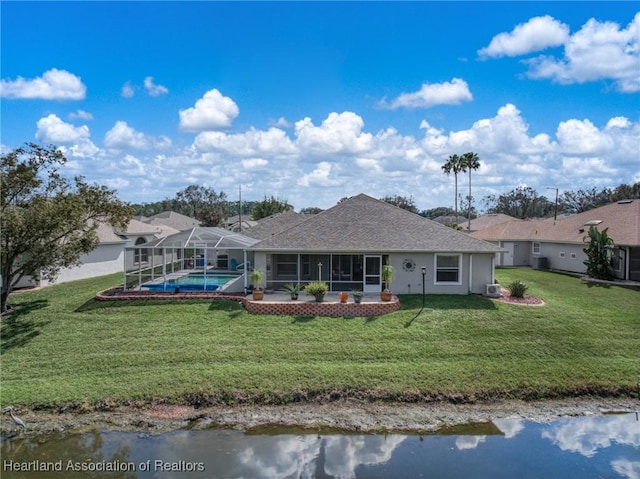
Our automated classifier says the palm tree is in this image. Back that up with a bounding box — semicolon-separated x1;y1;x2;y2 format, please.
441;154;467;221
461;152;481;231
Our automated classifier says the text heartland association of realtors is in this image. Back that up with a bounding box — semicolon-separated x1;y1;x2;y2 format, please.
3;459;206;473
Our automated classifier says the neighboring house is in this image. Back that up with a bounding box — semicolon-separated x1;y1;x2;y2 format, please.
144;211;201;231
249;194;504;295
242;210;308;241
470;199;640;281
466;214;521;233
223;215;259;232
37;219;175;287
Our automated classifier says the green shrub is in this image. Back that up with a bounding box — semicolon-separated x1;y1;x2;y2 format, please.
508;280;528;298
304;281;328;297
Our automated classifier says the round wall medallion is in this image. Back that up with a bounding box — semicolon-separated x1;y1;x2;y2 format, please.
402;258;416;272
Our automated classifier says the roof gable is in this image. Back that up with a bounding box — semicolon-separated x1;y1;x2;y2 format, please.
252;194;502;253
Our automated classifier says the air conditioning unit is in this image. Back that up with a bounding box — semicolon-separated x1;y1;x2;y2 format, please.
486;284;501;297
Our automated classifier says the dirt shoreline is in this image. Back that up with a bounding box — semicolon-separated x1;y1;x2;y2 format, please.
3;398;638;435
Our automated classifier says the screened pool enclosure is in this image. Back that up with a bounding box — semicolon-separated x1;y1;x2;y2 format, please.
124;227;259;293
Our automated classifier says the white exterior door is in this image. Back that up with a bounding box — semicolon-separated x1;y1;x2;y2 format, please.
502;242;515;266
364;255;382;293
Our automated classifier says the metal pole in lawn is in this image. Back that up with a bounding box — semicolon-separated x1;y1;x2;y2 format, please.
421;266;426;309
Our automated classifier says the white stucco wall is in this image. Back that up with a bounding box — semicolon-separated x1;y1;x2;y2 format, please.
40;243;125;286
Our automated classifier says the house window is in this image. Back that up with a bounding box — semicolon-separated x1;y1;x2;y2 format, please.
532;242;541;255
612;248;622;272
134;237;148;264
559;251;565;258
435;254;461;284
570;253;577;259
273;254;298;279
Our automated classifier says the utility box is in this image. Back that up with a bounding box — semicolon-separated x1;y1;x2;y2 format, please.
533;256;548;270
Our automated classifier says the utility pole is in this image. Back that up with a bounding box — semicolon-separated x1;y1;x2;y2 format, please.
547;187;559;222
238;185;242;232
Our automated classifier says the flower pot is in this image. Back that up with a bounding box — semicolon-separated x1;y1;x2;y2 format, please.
290;293;298;301
252;290;264;300
314;294;325;303
353;295;362;304
380;291;393;301
339;292;349;303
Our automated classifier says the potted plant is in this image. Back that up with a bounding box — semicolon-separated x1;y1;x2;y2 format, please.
380;262;395;301
282;283;300;300
339;292;349;303
304;281;328;302
249;268;265;300
351;289;363;304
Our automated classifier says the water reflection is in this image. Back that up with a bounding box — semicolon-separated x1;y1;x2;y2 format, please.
1;413;638;478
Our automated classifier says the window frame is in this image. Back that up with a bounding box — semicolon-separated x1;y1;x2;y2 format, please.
434;253;462;285
532;242;541;255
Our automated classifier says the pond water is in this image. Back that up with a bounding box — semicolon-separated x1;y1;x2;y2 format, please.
1;413;638;478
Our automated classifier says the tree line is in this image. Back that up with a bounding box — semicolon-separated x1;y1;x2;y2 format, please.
482;183;639;219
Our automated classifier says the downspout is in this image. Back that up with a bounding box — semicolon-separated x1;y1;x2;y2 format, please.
123;248;127;291
468;254;473;294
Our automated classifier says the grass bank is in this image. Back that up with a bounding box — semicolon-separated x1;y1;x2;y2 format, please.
1;269;638;409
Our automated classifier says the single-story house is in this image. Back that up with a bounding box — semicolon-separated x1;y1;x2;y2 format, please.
249;194;504;295
470;199;640;281
35;219;178;287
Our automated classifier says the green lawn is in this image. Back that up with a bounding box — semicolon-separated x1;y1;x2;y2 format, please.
1;269;638;408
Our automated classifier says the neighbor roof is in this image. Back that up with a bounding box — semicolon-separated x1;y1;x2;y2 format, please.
251;194;503;253
116;218;161;236
242;210;308;240
145;211;201;231
467;214;522;232
470;199;640;246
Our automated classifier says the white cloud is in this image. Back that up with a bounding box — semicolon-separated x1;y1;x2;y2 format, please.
194;127;296;156
144;76;169;96
542;415;640;458
382;78;473;109
241;158;268;169
478;15;569;58
556;118;614;154
1;68;86;100
605;116;631;129
68;109;94;121
422;103;553;155
295;111;373;154
179;89;239;131
455;435;487;450
525;13;640;92
104;121;172;150
36;114;90;143
121;81;135;98
611;458;640;479
270;117;292;128
298;161;338;187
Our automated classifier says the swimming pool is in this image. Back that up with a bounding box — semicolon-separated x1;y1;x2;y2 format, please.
142;273;241;292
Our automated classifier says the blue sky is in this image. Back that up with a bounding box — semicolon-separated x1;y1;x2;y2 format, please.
1;1;638;211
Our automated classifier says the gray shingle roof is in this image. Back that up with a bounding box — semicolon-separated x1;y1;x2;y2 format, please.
145;211;201;231
251;194;503;253
242;210;308;240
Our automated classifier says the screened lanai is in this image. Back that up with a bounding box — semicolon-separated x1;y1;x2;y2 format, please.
124;227;259;293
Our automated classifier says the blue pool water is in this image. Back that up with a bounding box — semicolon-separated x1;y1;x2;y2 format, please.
143;273;240;292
